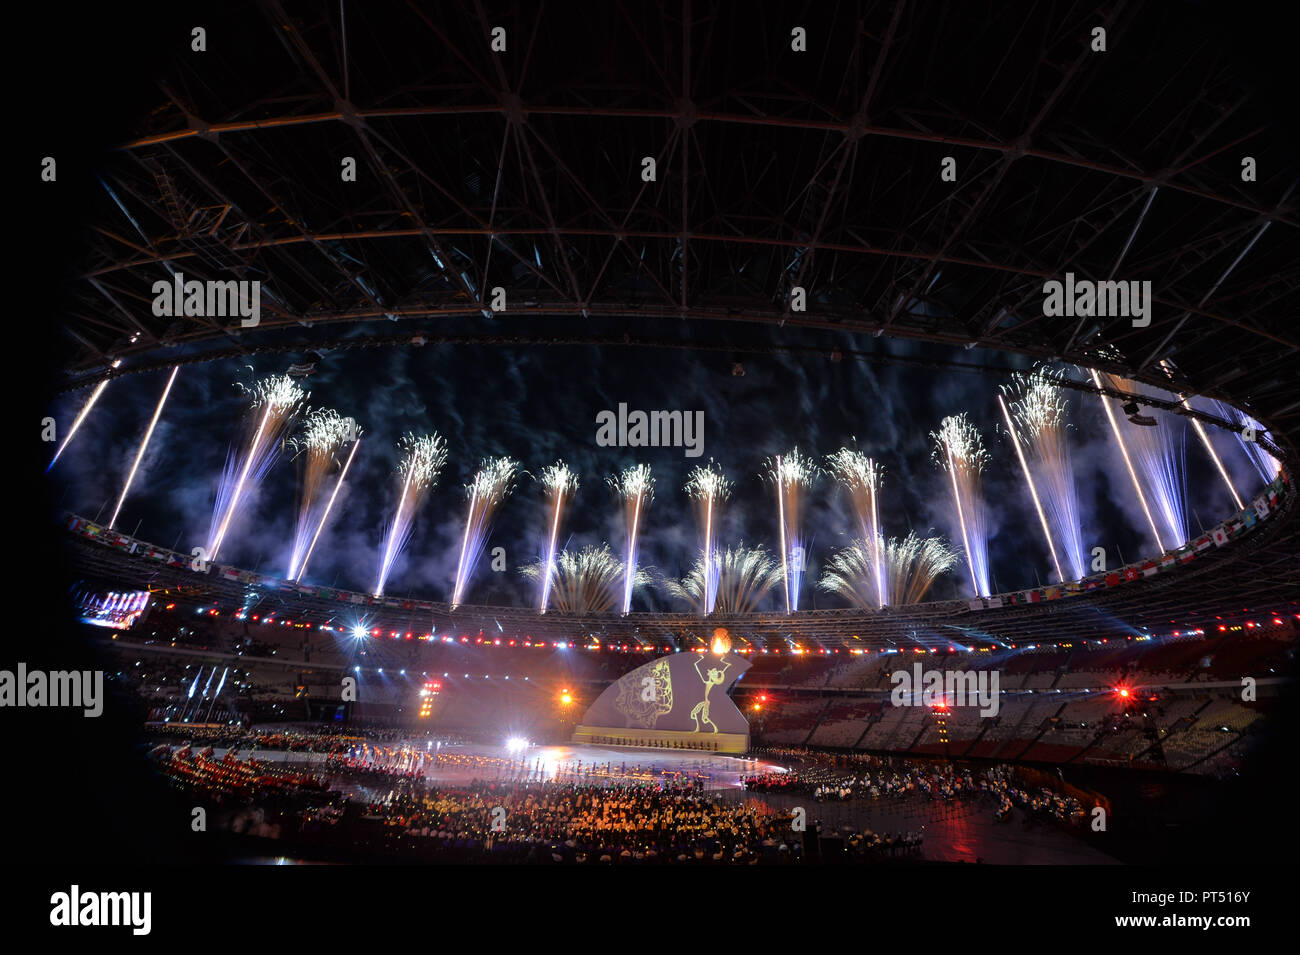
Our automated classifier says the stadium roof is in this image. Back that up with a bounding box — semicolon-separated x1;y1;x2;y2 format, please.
59;1;1298;634
65;2;1297;454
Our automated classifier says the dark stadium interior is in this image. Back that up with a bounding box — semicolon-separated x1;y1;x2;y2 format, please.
13;0;1299;886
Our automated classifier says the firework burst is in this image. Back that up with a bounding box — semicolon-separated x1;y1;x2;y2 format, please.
521;544;648;614
286;409;360;580
1000;369;1085;581
763;448;819;612
825;447;885;607
609;464;655;614
536;461;580;613
683;461;733;614
374;432;447;597
819;533;958;608
930;414;991;597
666;544;781;614
207;374;308;562
451;456;521;608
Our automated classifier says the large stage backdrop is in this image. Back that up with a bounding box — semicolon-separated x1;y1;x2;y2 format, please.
574;630;752;753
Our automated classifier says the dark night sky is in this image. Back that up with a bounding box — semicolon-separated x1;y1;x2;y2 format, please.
49;325;1261;610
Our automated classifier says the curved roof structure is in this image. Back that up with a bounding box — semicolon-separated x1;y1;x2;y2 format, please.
67;4;1297;436
59;0;1298;627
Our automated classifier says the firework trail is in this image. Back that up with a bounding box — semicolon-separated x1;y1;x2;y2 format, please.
609;464;655;614
451;456;521;609
521;544;649;614
1094;370;1187;549
999;369;1085;581
1189;398;1280;488
763;449;819;612
374;432;447;597
1158;366;1245;511
930;415;991;597
819;534;958;607
1223;406;1280;485
47;378;109;472
207;374;307;563
109;366;179;530
825;447;885;607
295;436;361;583
537;461;580;613
286;409;360;580
683;461;733;614
665;544;782;614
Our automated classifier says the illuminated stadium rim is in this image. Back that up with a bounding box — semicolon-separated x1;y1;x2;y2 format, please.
63;470;1295;651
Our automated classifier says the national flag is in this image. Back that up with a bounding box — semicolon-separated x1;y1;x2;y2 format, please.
1253;496;1270;519
1123;566;1140;582
1160;553;1176;569
1045;587;1061;600
1179;550;1195;564
1242;509;1257;529
1211;525;1229;547
1193;535;1212;552
1141;560;1158;577
1105;572;1120;587
220;567;240;581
